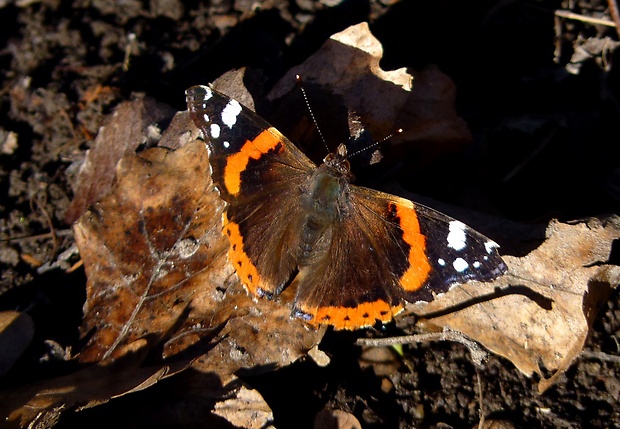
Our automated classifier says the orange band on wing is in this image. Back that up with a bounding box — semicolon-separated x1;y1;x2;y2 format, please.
392;202;432;292
224;128;282;196
223;212;261;295
305;301;403;330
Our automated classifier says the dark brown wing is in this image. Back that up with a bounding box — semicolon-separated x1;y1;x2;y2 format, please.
292;186;506;329
186;85;316;297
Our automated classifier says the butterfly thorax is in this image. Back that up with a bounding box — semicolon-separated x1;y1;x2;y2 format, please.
296;144;351;265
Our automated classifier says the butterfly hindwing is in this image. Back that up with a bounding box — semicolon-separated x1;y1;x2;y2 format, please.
291;186;506;328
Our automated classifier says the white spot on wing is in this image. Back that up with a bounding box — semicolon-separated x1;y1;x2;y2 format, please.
453;258;469;273
222;99;242;128
485;240;499;254
438;258;446;266
223;141;230;149
210;123;221;138
447;221;467;251
473;261;481;269
202;113;210;123
200;85;213;100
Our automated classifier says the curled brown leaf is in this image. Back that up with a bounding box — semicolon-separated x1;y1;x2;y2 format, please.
407;217;620;391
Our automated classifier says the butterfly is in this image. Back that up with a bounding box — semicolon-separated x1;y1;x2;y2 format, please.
186;84;507;329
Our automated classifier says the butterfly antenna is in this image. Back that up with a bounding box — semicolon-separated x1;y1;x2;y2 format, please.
296;75;330;153
347;128;403;159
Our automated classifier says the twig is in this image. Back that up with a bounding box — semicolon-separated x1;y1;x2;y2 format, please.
608;0;620;38
356;327;488;366
555;9;617;27
66;259;84;273
29;192;59;260
476;368;485;429
1;229;73;243
580;350;620;363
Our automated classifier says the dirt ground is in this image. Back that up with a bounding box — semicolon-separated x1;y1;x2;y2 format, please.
1;1;619;428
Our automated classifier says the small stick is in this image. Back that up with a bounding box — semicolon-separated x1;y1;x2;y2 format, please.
554;9;617;27
356;327;488;366
608;0;620;38
580;350;620;363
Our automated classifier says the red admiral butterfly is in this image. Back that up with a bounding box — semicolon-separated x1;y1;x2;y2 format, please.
186;84;507;329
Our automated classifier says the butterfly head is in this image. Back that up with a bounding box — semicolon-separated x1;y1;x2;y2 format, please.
323;143;351;176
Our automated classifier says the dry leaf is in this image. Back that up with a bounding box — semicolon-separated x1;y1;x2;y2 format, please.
0;339;186;429
266;22;473;157
74;139;228;363
64;96;176;224
156;110;203;150
212;384;274;429
408;217;620;391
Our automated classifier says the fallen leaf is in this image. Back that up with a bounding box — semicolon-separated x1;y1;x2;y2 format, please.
0;339;186;429
74;139;228;363
156;110;202;151
212;384;274;429
266;22;473;160
407;217;620;391
64;96;176;224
